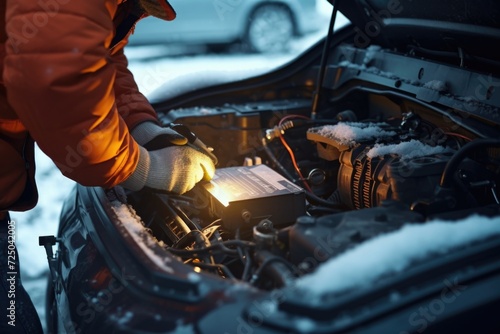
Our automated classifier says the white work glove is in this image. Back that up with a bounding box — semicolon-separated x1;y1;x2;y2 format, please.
121;122;216;194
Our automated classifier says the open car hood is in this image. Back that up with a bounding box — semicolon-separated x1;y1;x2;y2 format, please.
334;0;500;66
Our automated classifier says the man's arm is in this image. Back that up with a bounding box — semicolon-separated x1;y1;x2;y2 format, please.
3;0;139;188
109;44;160;129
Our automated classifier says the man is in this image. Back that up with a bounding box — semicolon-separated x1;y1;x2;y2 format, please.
1;0;216;332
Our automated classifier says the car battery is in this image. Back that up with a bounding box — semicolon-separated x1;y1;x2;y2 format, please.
159;99;311;167
202;165;306;231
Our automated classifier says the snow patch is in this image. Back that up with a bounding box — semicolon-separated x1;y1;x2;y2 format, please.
111;201;174;274
118;311;133;325
338;60;405;82
366;140;452;159
187;272;201;283
174;320;196;334
424;80;447;92
363;45;382;65
296;215;500;298
110;310;134;327
308;122;396;146
365;66;399;80
294;318;317;333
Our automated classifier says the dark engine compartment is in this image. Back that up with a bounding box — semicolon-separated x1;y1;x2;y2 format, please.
122;44;500;291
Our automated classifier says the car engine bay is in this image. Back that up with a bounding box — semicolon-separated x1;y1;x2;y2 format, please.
37;2;500;332
122;43;500;291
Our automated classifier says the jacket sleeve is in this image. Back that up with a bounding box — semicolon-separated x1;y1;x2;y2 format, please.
109;44;160;129
3;0;142;188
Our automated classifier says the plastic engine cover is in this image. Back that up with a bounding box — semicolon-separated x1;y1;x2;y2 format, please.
288;202;424;268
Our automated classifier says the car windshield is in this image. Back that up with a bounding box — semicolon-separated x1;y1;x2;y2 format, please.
125;1;349;99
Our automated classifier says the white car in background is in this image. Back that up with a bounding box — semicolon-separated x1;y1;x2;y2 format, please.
128;0;323;53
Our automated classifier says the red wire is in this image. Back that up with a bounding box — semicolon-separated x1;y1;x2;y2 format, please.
278;114;310;126
443;132;473;142
278;134;313;193
277;115;313;193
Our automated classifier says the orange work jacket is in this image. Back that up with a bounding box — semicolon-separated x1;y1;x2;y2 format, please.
0;0;175;212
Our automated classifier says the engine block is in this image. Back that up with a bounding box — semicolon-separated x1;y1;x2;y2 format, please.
338;144;452;209
307;122;455;209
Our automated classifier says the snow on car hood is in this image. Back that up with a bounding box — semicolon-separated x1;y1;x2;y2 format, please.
366;139;452;159
307;122;397;146
111;200;175;274
295;214;500;298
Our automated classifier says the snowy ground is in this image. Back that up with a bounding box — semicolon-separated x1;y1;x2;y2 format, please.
11;8;340;332
10;151;75;330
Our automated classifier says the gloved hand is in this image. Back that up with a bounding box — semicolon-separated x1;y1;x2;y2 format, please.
131;121;187;147
121;145;215;194
121;122;216;194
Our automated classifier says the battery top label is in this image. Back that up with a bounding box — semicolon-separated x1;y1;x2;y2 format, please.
207;165;303;202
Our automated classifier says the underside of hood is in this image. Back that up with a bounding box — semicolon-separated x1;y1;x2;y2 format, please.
332;0;500;73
